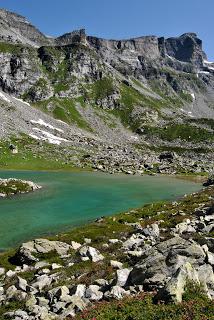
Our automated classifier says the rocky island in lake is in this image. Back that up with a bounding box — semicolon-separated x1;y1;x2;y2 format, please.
0;178;41;198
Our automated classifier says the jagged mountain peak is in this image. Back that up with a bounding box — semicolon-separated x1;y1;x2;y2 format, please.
0;8;52;47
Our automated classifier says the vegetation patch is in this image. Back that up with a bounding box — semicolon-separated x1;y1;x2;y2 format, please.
143;123;214;142
75;286;213;320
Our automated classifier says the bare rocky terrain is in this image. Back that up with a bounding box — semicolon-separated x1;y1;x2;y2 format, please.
0;8;213;175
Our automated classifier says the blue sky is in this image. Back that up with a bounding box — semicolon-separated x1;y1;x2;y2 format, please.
0;0;213;60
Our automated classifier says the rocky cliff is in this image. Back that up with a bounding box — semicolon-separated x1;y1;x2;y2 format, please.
0;8;213;174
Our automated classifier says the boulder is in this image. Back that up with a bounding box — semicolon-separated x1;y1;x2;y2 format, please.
16;239;71;264
79;246;104;262
104;286;129;300
197;264;214;298
110;260;123;269
158;262;199;303
142;223;160;239
85;285;103;301
32;275;52;291
116;268;132;287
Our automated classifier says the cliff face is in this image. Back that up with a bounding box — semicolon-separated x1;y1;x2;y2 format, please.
0;8;213;161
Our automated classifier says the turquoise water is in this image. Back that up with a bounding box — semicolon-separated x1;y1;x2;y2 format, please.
0;171;201;250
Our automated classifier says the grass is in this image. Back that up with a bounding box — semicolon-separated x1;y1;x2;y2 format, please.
143;123;214;142
34;97;92;131
91;78;115;102
0;42;34;55
75;285;214;320
0;135;89;171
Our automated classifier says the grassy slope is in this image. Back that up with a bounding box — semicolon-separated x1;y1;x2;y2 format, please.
0;136;89;171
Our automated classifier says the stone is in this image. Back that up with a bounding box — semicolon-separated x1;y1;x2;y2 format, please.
79;246;104;262
197;264;214;298
25;295;37;311
116;268;132;287
104;286;129;300
6;285;27;301
142;223;160;239
110;260;123;269
15;276;28;292
35;261;50;269
109;239;120;244
71;240;82;250
0;267;5;276
32;274;52;291
6;270;16;277
16;238;71;264
37;296;49;308
70;284;86;298
159;262;200;303
67;295;86;312
51;263;62;270
122;234;145;250
85;285;103;301
4;310;29;320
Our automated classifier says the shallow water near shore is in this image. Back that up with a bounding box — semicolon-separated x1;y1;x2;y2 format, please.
0;171;201;250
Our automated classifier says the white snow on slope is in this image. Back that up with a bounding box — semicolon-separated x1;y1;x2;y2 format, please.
190;93;195;100
0;91;10;103
14;97;31;106
30;119;63;133
198;71;210;75
32;128;68;145
204;60;214;65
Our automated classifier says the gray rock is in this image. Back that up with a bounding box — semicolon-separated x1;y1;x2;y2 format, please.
85;285;103;301
79;246;104;262
110;260;123;269
116;268;132;287
142;223;160;239
70;284;86;298
197;264;214;298
15;276;28;292
159;262;199;303
32;274;52;291
104;286;129;300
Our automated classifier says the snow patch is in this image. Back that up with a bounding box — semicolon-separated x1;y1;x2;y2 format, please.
204;59;214;65
29;134;41;140
14;97;31;106
190;93;195;100
0;92;10;103
30;119;63;133
198;71;210;75
33;128;68;145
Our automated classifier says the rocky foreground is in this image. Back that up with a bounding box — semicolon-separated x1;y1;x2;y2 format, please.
0;185;213;319
0;178;41;198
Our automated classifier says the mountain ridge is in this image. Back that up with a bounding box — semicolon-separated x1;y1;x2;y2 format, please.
0;8;213;176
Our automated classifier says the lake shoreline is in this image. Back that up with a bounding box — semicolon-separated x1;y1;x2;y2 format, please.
0;170;203;251
0;185;213;319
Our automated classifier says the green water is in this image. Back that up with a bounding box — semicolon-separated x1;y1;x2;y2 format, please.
0;171;201;250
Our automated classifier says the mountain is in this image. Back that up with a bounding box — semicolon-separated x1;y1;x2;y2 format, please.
0;8;213;175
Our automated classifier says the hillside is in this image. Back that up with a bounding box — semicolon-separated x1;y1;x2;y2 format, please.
0;9;213;175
